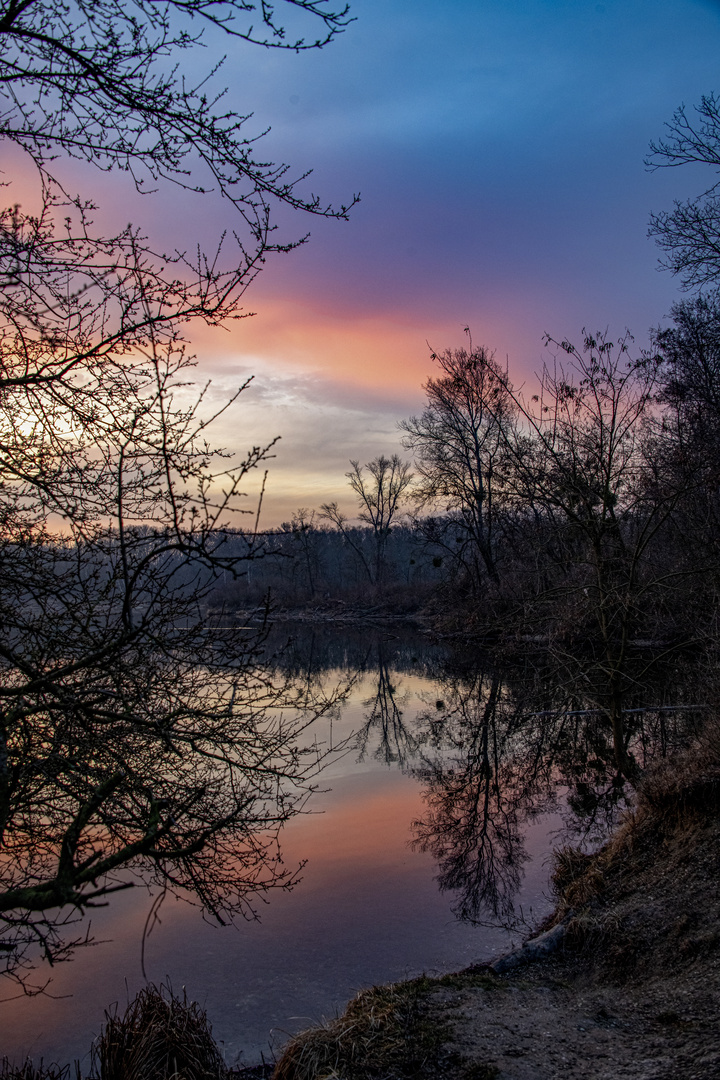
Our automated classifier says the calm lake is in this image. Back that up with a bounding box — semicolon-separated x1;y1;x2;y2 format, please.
1;625;689;1070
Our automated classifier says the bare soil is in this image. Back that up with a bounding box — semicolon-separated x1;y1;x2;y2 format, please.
272;751;720;1080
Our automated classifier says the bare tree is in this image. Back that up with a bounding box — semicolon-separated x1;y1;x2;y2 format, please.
648;94;720;289
0;0;355;199
646;296;720;628
467;333;681;776
0;200;350;987
654;294;720;455
280;508;321;598
321;455;414;586
401;345;516;588
0;0;356;987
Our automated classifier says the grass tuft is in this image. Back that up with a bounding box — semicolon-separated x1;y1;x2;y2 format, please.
0;1063;76;1080
93;983;228;1080
272;976;500;1080
272;981;434;1080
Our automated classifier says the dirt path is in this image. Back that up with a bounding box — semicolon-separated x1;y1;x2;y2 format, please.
271;756;720;1080
425;969;719;1080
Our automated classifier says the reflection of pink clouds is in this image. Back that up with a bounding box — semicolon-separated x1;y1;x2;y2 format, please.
0;773;428;1066
276;772;423;876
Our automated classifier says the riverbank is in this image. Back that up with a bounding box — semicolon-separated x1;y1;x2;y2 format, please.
4;724;717;1080
273;728;720;1080
216;598;431;629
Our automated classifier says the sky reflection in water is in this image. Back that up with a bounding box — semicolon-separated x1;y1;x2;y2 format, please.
2;627;693;1069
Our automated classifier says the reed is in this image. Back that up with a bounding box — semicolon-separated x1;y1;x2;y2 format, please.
0;1062;76;1080
93;984;228;1080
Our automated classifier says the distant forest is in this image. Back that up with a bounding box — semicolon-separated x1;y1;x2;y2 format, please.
212;299;720;663
208;520;446;610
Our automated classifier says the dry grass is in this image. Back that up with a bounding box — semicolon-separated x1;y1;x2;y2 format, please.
93;984;228;1080
272;979;450;1080
637;736;720;828
551;847;604;908
553;713;720;905
272;982;426;1080
271;975;501;1080
608;717;720;853
0;1062;77;1080
546;714;720;982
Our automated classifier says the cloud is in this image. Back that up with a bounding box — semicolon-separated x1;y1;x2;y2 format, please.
15;0;720;524
177;338;423;525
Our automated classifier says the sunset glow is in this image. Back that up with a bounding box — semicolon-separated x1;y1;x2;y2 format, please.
131;0;720;524
8;2;719;524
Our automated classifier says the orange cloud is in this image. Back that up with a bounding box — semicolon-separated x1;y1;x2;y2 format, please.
190;297;456;396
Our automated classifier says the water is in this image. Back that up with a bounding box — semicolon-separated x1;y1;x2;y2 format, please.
2;626;690;1070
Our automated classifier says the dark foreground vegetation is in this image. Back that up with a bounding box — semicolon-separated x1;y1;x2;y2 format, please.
1;984;261;1080
4;714;716;1079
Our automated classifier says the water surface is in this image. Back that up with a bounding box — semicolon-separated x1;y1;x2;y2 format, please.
2;627;690;1069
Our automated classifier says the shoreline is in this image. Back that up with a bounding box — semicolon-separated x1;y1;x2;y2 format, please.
4;730;718;1080
272;736;720;1080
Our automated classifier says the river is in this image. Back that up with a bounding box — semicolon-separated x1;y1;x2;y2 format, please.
1;625;693;1070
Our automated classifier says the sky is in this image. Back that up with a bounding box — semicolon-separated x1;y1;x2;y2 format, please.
30;0;720;524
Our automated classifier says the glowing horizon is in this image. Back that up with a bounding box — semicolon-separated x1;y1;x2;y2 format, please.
9;0;720;527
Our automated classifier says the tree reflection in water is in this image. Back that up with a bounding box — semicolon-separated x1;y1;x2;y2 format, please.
352;639;704;929
355;642;420;766
3;619;702;999
0;629;348;992
412;670;529;925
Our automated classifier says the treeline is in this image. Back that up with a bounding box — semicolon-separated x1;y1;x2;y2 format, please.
398;301;720;774
208;520;447;610
398;313;719;644
216;296;720;647
208;297;720;775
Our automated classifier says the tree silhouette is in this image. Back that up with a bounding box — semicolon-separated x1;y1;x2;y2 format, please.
0;0;355;987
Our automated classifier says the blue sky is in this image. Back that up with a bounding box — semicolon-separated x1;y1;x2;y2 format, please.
121;0;720;522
